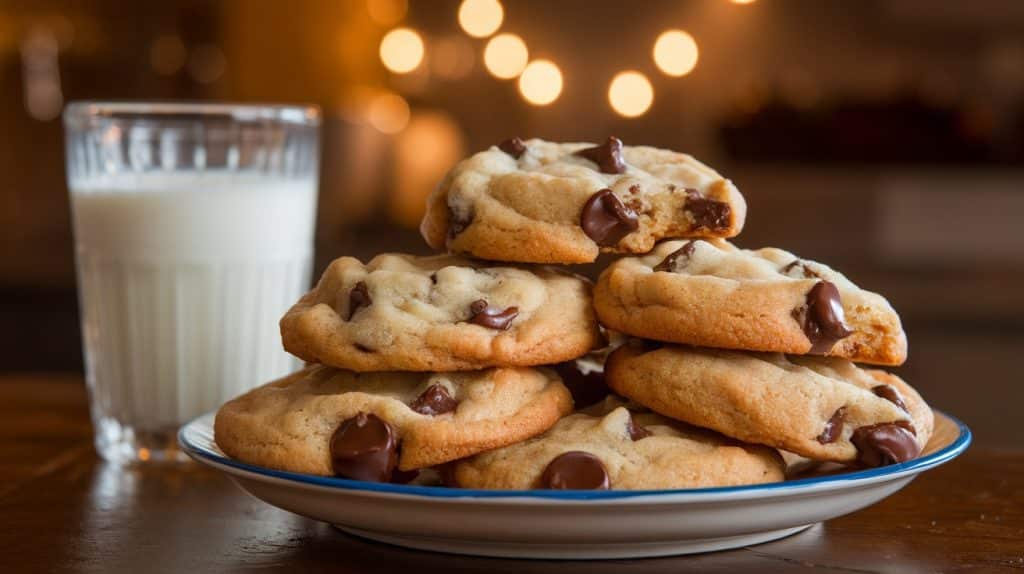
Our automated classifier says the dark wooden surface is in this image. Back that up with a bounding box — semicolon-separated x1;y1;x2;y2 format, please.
1;377;1022;574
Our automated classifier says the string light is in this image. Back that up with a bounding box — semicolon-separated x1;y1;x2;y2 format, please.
518;59;562;106
653;30;699;77
608;71;653;118
458;0;504;38
367;91;410;134
379;27;424;74
483;33;528;80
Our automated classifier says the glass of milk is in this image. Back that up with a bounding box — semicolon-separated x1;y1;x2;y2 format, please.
64;102;320;463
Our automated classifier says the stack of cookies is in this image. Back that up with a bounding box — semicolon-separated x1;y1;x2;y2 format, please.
215;137;934;491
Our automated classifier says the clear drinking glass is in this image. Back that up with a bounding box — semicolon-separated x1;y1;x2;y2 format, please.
64;102;320;463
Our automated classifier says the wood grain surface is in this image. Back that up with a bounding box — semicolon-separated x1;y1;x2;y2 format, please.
1;376;1021;573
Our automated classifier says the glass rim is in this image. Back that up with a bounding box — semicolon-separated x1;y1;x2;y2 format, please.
63;101;321;128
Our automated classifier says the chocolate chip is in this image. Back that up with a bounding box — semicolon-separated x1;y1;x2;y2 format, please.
551;361;610;409
872;384;909;413
653;240;697;272
498;137;527;159
850;423;920;467
410;383;459;416
348;281;371;320
684;189;731;232
793;281;853;354
540;451;610;490
575;136;626;174
624;185;644;212
626;414;652;441
580;189;639;246
816;406;847;444
781;259;820;279
330;413;398;482
447;207;473;241
894;419;918;436
468;299;519;330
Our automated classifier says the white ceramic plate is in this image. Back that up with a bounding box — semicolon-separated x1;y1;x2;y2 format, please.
179;411;970;559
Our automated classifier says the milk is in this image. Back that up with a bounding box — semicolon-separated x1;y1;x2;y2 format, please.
70;172;316;456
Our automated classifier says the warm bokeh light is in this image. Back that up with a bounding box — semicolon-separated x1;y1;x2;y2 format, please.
187;44;226;84
730;0;757;4
391;111;466;228
653;30;699;77
458;0;504;38
379;27;424;74
367;0;408;26
518;59;562;106
149;35;187;76
483;33;528;80
608;71;654;118
432;35;475;80
366;91;411;134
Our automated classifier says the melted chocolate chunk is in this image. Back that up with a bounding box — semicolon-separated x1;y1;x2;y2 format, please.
552;361;610;409
653;240;698;272
575;136;626;174
850;423;920;467
498;137;527;159
447;207;473;242
468;299;519;330
626;414;652;441
794;281;853;354
872;384;909;413
580;189;639;246
683;189;732;232
348;281;371;320
330;413;398;482
817;406;847;444
410;383;459;416
781;259;820;279
540;451;610;490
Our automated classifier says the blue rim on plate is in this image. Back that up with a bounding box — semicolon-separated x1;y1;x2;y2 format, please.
179;411;971;501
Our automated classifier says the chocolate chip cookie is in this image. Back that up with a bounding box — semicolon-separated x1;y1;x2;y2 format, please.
593;239;907;365
420;137;747;264
280;253;601;371
214;364;573;480
605;342;934;467
454;398;784;490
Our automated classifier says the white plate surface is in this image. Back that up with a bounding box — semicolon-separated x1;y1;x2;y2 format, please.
179;411;970;559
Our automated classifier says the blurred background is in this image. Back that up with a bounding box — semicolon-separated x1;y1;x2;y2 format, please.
1;0;1021;445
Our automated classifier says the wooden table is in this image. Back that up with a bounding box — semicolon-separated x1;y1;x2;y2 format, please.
2;376;1022;573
